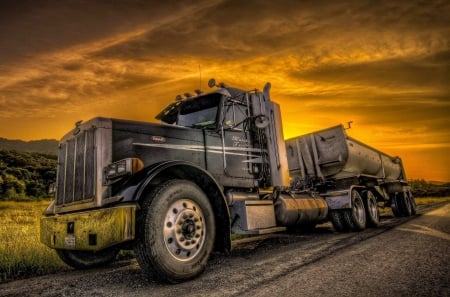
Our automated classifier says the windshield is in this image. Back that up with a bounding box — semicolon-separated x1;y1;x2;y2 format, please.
177;94;221;128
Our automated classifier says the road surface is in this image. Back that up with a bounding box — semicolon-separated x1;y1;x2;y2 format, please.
1;203;449;297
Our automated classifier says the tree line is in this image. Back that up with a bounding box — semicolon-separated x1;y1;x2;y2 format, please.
409;179;450;198
0;150;57;200
0;149;448;201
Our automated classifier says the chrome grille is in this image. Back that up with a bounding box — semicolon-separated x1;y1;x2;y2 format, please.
56;129;96;205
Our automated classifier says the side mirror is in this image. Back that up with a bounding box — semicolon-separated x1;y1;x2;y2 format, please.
255;115;269;129
208;78;216;88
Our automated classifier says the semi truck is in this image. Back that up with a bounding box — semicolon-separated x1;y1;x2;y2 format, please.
40;79;416;283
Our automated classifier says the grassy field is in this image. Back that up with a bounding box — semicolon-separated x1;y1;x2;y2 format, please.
1;197;449;283
415;197;450;205
0;200;68;283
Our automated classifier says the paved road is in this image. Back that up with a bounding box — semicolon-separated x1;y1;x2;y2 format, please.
240;203;450;297
1;203;448;297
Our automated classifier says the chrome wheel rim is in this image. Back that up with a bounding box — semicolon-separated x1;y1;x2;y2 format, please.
352;191;365;223
163;199;206;261
367;191;379;220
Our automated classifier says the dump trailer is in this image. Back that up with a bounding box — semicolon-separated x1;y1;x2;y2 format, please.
285;125;415;231
41;79;416;283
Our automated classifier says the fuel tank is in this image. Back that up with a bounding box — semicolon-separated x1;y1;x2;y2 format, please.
285;125;405;181
274;193;328;226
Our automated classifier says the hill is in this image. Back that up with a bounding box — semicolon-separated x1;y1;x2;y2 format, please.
0;138;58;155
0;150;57;200
409;179;450;197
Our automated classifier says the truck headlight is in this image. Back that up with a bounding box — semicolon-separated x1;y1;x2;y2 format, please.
104;158;144;183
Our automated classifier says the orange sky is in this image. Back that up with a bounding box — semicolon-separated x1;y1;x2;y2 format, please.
0;0;449;181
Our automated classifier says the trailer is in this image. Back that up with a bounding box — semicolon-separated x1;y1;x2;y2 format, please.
285;125;415;231
41;79;416;283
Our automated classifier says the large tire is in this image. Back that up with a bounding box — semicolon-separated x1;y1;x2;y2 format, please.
56;247;119;269
391;192;415;217
398;191;413;217
329;210;347;232
363;190;380;227
343;189;366;231
391;193;402;217
134;179;215;283
408;192;417;215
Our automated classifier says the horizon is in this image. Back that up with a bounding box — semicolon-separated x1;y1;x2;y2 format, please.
0;131;449;184
0;0;449;181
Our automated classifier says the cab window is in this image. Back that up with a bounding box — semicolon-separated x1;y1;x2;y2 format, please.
177;93;222;128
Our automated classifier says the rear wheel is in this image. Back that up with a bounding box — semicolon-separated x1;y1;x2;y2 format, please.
343;189;366;231
391;191;415;217
330;210;347;232
363;190;380;227
134;179;215;283
391;193;402;217
408;192;417;215
56;247;119;269
398;191;413;217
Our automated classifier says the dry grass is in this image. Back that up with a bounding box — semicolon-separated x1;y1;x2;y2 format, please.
414;196;450;205
0;200;68;283
1;196;449;283
378;196;450;214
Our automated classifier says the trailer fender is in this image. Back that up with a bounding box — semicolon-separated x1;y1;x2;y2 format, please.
121;160;231;254
324;185;364;210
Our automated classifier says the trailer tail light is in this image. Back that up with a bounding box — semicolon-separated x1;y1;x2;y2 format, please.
103;158;144;184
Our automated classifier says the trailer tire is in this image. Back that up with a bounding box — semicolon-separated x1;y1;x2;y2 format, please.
330;210;347;232
391;194;402;217
409;192;417;215
56;247;119;269
363;190;380;227
343;189;366;231
400;191;413;217
134;179;215;283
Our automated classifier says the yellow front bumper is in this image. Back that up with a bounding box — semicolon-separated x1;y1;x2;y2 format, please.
40;204;136;251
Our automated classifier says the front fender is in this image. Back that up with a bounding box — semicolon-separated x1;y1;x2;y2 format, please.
118;160;231;254
116;160;180;202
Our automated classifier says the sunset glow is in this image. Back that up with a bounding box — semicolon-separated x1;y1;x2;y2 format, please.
0;0;448;181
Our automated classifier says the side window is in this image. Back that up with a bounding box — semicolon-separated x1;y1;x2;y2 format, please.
223;100;249;131
177;94;221;128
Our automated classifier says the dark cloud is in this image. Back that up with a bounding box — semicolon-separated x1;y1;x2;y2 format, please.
296;50;450;91
62;61;84;72
0;0;214;64
0;0;449;180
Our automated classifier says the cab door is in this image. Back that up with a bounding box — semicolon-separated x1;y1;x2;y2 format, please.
220;97;259;181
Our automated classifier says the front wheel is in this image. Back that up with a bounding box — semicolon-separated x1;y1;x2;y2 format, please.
134;179;215;283
56;247;119;269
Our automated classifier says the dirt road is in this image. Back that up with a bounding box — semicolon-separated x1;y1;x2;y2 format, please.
1;203;448;297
